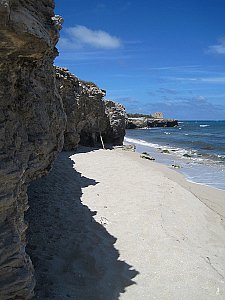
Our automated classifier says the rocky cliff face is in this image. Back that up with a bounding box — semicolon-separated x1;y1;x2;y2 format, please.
103;100;126;145
0;1;66;299
0;1;126;297
56;67;126;149
55;67;108;149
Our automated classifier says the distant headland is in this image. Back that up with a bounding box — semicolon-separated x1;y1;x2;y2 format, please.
126;112;178;129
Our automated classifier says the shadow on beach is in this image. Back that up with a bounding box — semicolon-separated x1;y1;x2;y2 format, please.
26;151;138;299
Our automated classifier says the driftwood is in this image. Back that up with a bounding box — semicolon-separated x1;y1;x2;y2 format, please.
98;118;105;149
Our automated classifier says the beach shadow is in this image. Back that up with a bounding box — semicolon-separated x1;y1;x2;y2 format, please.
26;151;138;300
73;144;115;155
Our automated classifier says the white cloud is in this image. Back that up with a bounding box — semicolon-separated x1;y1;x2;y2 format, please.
193;95;207;103
169;76;225;84
60;25;122;49
201;77;225;83
157;88;178;94
148;65;201;71
207;38;225;55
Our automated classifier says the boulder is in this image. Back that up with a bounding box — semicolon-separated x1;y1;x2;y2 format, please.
140;153;155;161
114;144;136;152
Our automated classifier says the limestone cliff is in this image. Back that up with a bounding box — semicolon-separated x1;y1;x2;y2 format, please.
0;1;66;299
56;67;126;149
103;100;126;145
0;1;127;297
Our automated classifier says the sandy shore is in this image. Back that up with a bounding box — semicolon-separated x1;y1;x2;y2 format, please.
27;146;225;299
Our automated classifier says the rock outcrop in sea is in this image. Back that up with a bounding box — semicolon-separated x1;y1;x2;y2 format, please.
0;2;126;298
126;116;178;129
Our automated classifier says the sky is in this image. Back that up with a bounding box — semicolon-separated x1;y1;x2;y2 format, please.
55;0;225;120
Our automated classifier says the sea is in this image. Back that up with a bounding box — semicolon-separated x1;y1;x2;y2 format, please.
125;120;225;191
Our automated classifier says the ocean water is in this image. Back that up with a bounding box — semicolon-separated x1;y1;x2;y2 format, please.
125;120;225;190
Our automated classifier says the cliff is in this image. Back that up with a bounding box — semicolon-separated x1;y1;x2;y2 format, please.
0;1;66;299
103;100;126;145
0;1;127;298
55;67;126;148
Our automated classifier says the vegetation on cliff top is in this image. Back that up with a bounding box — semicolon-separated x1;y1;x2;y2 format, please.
127;113;153;118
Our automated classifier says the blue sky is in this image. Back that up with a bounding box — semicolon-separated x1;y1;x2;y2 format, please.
55;0;225;120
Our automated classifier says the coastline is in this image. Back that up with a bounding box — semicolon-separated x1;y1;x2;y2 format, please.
123;148;225;225
27;146;225;299
73;147;225;299
124;131;225;191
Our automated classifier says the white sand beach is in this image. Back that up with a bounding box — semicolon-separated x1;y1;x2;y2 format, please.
27;146;225;299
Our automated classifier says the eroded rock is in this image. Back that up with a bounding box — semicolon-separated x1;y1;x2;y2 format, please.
114;144;136;152
140;153;155;161
55;67;126;149
0;1;66;298
103;100;127;146
56;67;109;149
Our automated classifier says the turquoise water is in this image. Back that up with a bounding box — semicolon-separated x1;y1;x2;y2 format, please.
125;121;225;190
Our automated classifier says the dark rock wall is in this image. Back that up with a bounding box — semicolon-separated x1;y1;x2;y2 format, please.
103;100;126;145
56;67;108;149
56;67;126;149
0;1;66;299
55;67;81;149
0;1;126;298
